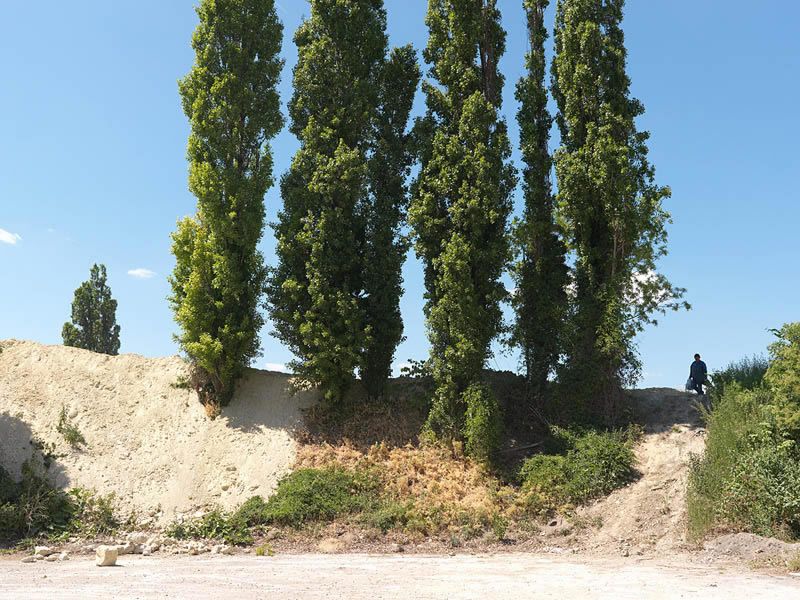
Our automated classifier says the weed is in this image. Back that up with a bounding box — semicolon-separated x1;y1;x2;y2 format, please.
56;407;86;448
254;544;274;557
788;552;800;573
166;509;252;545
171;375;191;390
490;513;508;541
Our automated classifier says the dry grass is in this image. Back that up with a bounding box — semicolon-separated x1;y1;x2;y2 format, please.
296;442;515;535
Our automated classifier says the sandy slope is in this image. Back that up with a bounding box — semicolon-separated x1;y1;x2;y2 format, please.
0;340;318;522
567;388;707;555
2;554;799;600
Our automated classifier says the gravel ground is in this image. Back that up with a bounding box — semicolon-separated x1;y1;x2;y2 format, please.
2;553;799;599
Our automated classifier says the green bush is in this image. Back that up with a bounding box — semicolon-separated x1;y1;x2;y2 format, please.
765;323;800;440
0;459;73;541
686;382;800;539
166;509;252;546
67;489;118;537
57;407;86;448
519;427;638;514
718;443;800;538
361;500;413;533
463;383;502;463
713;355;769;392
236;469;380;528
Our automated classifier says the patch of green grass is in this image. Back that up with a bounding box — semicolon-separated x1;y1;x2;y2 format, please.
519;426;639;515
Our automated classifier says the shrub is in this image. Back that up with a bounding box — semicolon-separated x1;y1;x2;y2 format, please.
463;383;502;463
236;469;380;528
687;383;794;539
5;459;73;540
713;355;769;392
519;427;638;514
166;509;252;546
361;500;413;533
57;407;86;448
67;488;118;537
765;323;800;440
717;443;800;538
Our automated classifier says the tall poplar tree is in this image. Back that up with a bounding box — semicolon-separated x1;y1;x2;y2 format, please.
511;0;568;403
268;0;418;402
170;0;284;410
62;264;121;356
410;0;516;458
552;0;687;420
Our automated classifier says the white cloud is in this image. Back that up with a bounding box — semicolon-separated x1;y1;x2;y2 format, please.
264;362;290;373
127;268;156;279
0;228;21;245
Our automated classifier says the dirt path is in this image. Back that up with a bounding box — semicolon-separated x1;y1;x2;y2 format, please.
2;554;799;599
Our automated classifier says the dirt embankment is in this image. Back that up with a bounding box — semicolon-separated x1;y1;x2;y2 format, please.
0;340;318;523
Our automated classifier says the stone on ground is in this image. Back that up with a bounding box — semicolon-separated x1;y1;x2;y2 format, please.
95;545;118;567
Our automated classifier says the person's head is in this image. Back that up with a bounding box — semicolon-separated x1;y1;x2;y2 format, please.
694;354;701;361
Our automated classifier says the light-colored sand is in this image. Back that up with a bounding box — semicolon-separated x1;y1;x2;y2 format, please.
0;340;318;522
1;554;799;600
566;388;707;555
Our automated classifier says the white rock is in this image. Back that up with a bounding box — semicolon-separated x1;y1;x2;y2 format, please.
126;532;149;546
114;541;136;555
21;556;37;564
141;546;152;556
34;546;54;557
95;545;118;567
45;555;59;562
58;552;70;561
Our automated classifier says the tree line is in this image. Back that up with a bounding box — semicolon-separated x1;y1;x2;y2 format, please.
65;0;686;458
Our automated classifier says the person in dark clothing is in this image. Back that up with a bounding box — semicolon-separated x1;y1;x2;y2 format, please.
689;354;708;395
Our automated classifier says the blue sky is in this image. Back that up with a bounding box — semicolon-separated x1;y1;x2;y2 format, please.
2;1;799;388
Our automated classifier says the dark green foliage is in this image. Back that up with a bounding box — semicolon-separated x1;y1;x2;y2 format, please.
463;383;503;463
62;264;121;355
0;466;15;504
167;508;252;545
552;0;687;420
238;468;379;528
0;460;73;541
713;355;769;392
511;0;568;402
268;0;419;402
410;0;515;450
520;427;638;513
170;0;284;407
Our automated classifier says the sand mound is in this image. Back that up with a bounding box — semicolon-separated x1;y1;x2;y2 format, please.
562;388;707;555
0;340;318;523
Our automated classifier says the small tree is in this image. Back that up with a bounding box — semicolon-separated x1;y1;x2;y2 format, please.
170;0;284;411
62;264;121;355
